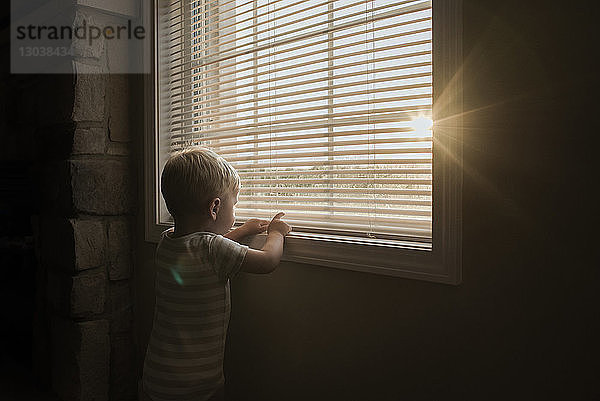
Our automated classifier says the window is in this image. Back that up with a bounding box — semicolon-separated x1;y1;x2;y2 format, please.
145;0;462;284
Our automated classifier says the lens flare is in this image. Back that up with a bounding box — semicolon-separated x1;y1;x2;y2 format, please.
171;268;183;285
409;117;433;134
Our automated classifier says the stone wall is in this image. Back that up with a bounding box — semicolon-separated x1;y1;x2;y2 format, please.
13;7;140;401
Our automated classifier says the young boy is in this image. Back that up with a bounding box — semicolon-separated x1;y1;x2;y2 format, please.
142;147;291;401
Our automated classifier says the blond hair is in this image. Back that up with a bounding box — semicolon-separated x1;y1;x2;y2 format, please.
161;147;240;219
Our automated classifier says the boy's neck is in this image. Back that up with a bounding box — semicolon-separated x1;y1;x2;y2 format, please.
172;216;215;238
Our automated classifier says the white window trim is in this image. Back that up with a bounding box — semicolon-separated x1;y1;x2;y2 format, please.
144;0;462;284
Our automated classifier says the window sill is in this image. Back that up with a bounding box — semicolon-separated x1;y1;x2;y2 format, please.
146;221;459;284
240;231;458;284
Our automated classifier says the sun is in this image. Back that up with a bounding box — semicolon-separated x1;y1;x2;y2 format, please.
409;116;433;134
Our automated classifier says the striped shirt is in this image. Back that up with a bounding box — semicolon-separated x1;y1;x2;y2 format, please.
142;228;248;401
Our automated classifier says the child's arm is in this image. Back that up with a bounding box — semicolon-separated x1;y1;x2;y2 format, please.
224;218;268;242
240;212;291;274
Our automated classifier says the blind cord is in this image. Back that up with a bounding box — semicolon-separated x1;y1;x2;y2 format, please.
268;0;275;218
365;0;376;239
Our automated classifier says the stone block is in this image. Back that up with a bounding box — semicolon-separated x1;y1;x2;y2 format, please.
108;74;130;142
73;127;107;154
106;142;130;156
76;0;138;18
107;280;131;313
107;280;132;334
51;317;109;401
39;159;134;216
71;269;107;317
71;10;106;60
109;333;136;401
71;219;106;269
48;269;107;318
70;159;133;215
109;306;133;335
72;61;107;122
107;219;132;280
41;217;106;273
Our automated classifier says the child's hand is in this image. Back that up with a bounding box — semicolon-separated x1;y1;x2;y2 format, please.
267;212;292;237
241;218;269;236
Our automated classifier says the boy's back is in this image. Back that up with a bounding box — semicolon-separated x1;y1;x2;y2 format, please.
144;146;292;400
142;228;248;401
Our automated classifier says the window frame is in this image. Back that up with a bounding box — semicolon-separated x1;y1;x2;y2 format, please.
144;0;462;284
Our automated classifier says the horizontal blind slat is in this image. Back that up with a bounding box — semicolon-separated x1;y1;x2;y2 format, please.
167;40;430;86
172;99;431;132
238;186;431;195
237;168;431;177
162;2;431;71
242;178;431;185
166;37;432;103
169;109;432;139
165;0;425;63
171;91;431;124
240;195;432;206
169;56;431;98
237;203;431;216
168;20;431;86
164;17;431;81
235;215;433;237
234;210;431;228
224;148;432;162
231;159;431;170
170;95;432;134
167;84;431;120
216;137;431;156
208;129;428;148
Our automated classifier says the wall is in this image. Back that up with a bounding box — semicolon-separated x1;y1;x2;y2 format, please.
1;3;139;400
135;1;598;400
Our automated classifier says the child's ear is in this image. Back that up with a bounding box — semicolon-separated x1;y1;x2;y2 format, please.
209;197;221;221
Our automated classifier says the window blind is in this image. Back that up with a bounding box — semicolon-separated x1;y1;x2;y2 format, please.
158;0;433;242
